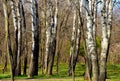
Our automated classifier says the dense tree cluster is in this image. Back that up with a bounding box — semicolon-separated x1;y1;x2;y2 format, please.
1;0;120;81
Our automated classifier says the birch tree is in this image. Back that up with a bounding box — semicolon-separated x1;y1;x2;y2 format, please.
68;0;77;76
10;0;18;76
15;0;23;75
44;0;50;74
68;1;76;76
85;0;98;81
20;0;27;76
68;0;83;78
10;0;25;76
3;0;14;80
47;1;55;75
45;0;58;75
28;0;40;77
100;0;113;81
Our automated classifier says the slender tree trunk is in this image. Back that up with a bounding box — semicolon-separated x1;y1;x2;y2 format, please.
84;56;92;81
46;3;54;75
23;35;28;76
99;0;113;81
23;35;28;75
47;3;57;75
45;0;58;75
91;0;99;81
23;52;27;75
2;53;7;74
44;0;49;74
106;0;113;58
82;12;92;81
84;1;92;81
85;0;99;81
56;50;60;73
56;23;64;73
47;39;56;75
99;0;108;81
55;26;60;73
56;37;63;73
19;0;28;76
15;0;23;76
23;37;28;76
71;0;83;76
68;0;83;77
41;40;45;74
68;3;76;76
45;27;50;74
3;0;14;80
28;0;39;77
10;0;18;76
83;26;92;81
106;0;113;64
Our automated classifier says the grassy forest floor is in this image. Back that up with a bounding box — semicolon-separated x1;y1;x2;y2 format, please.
0;63;120;81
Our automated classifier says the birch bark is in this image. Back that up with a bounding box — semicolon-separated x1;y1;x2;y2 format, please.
84;1;92;80
100;1;108;81
99;0;113;81
28;0;39;77
68;1;76;76
19;0;28;76
44;0;49;74
91;0;99;81
10;0;18;75
68;0;83;76
47;0;57;75
45;0;57;75
16;0;22;75
85;0;98;81
3;0;14;80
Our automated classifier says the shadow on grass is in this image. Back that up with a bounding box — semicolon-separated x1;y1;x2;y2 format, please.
0;74;11;79
0;63;119;81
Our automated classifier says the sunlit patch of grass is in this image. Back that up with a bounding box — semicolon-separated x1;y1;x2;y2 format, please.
0;63;120;81
107;64;120;80
75;63;85;77
15;75;28;79
0;74;10;79
0;64;11;79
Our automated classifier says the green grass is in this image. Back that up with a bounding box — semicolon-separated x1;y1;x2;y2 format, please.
107;64;120;80
0;63;120;81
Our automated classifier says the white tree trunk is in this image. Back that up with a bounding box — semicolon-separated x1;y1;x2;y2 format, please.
16;0;22;75
19;0;27;75
100;0;113;81
68;0;84;77
107;0;113;39
10;0;18;32
3;0;14;80
68;1;76;76
85;0;98;81
45;0;58;75
45;27;50;73
100;0;108;81
44;0;49;74
28;0;39;77
10;0;18;75
84;1;92;80
76;0;83;55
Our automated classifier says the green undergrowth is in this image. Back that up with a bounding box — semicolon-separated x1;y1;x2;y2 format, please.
0;63;120;81
107;64;120;80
